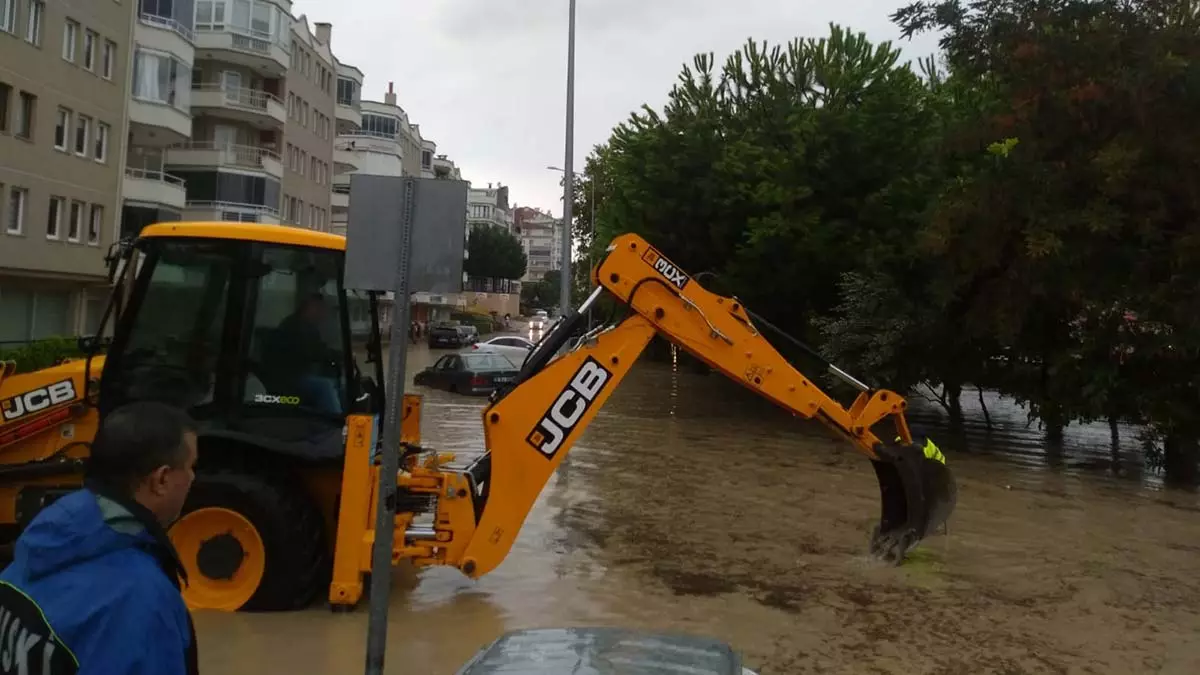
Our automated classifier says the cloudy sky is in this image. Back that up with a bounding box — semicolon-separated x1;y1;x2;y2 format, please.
292;0;942;216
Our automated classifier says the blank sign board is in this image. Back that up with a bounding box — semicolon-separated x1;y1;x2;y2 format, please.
343;174;468;293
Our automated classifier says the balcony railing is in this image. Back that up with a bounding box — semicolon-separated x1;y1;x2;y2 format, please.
192;83;282;113
194;24;287;54
125;167;186;186
187;201;281;217
138;12;195;41
168;142;281;170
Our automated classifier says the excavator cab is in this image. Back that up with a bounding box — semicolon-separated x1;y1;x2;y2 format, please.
95;226;383;459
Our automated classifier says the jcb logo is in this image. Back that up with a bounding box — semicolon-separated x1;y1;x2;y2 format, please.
1;380;77;422
641;248;689;290
254;394;301;405
526;357;611;459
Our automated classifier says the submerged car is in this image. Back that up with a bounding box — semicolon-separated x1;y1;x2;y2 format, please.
413;352;520;395
456;627;760;674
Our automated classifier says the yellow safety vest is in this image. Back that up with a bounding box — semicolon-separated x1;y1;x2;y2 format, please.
896;436;946;465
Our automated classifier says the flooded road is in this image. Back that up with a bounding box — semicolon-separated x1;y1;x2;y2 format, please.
195;339;1200;674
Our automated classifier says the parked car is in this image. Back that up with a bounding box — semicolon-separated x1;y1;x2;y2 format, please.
472;335;535;364
456;324;479;345
455;627;760;674
413;352;520;395
428;322;466;348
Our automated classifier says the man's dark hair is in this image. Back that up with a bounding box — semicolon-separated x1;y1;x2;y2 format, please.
86;401;197;488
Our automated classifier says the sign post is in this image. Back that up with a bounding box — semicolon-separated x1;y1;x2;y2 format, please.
343;174;469;675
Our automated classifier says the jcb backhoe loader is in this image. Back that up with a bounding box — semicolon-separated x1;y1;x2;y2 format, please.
0;222;956;613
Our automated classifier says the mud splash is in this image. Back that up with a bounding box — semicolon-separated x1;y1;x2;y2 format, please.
195;343;1200;674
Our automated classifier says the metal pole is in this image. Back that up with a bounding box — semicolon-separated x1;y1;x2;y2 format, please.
587;178;595;328
363;179;417;675
560;0;576;316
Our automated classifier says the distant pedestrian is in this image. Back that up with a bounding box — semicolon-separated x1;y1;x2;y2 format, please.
0;401;200;674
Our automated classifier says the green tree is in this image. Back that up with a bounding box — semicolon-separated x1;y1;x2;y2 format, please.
464;225;527;281
894;0;1200;477
587;25;954;377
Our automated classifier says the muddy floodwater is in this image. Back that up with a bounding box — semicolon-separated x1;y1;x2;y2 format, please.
195;339;1200;674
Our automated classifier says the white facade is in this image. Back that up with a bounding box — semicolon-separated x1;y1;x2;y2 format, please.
514;207;563;281
468;185;513;233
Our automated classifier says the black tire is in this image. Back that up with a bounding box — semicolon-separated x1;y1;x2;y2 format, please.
180;469;329;612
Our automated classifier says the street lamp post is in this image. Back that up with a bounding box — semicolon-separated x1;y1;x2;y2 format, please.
560;0;577;317
548;165;595;327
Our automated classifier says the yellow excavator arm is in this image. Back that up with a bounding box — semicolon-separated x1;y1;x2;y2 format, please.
416;233;958;581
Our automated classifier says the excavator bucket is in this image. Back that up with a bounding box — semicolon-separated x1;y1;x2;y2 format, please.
868;438;957;564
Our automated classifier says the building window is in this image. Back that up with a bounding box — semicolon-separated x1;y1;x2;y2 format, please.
26;0;42;45
421;150;432;168
0;0;14;33
62;20;78;62
0;83;9;132
142;0;197;34
194;0;227;30
15;91;33;139
54;108;70;150
132;49;191;109
83;29;96;70
95;122;109;162
88;204;103;245
0;288;74;343
68;200;84;242
336;77;358;107
47;196;64;239
102;40;115;79
6;187;26;234
74;114;90;155
361;113;398;139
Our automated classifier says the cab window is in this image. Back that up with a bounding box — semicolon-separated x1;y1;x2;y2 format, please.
244;246;347;417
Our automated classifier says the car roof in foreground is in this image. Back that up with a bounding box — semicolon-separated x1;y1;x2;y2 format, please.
455;627;745;675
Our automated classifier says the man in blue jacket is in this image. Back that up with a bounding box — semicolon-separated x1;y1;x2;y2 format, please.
0;401;200;674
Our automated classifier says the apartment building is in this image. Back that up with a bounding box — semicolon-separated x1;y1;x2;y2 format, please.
512;206;563;281
468;183;512;232
0;0;133;342
329;82;464;235
328;54;361;234
121;0;194;238
280;18;334;231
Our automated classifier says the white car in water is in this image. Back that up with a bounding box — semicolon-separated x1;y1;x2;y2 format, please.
471;335;536;366
529;309;550;330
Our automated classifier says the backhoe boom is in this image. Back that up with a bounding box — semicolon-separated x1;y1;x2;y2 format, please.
419;234;957;582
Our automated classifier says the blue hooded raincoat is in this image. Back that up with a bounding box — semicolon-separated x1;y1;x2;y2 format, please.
0;488;197;675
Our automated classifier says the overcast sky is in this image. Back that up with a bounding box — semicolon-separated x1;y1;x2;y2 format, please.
292;0;941;217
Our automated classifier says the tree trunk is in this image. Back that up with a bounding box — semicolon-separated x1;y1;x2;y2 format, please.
1042;406;1066;447
946;382;964;429
977;386;992;431
1108;415;1121;473
1163;433;1200;488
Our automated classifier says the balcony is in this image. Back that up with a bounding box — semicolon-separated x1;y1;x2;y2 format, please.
332;141;360;173
335;101;362;131
122;168;187;210
191;84;286;128
331;186;349;209
183;202;280;224
165;142;283;180
335;133;402;156
194;27;289;75
129;98;192;143
135;13;195;61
